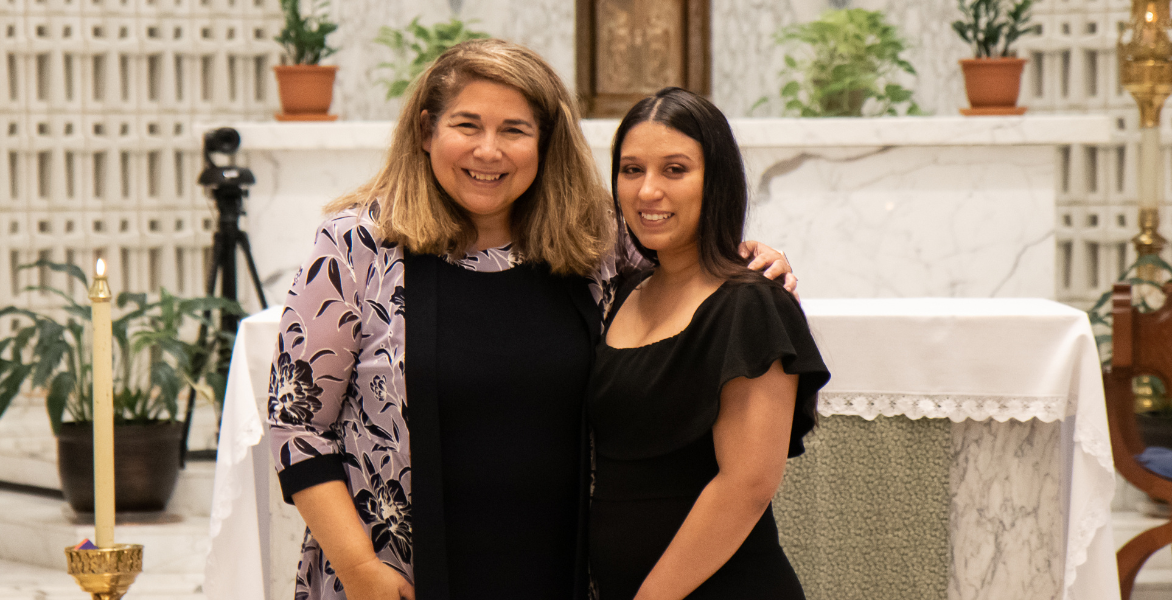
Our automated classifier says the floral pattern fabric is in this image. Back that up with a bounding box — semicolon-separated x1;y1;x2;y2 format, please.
267;207;615;599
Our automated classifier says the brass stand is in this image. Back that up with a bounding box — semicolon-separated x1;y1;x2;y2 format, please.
1120;0;1172;285
1136;207;1165;253
64;544;144;600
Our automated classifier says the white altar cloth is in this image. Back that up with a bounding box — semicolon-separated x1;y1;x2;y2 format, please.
805;298;1118;600
206;298;1118;600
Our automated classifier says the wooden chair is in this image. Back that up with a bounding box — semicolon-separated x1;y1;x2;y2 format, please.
1105;281;1172;599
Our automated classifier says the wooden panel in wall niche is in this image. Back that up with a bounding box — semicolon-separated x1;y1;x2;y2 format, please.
595;0;684;96
576;0;710;118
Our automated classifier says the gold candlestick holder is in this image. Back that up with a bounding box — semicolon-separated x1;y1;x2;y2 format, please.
1120;0;1172;285
64;544;144;600
1118;0;1172;130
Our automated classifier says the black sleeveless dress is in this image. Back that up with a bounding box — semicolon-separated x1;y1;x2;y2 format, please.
587;272;830;600
411;254;596;599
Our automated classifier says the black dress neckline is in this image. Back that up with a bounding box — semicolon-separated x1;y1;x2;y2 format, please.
602;271;734;352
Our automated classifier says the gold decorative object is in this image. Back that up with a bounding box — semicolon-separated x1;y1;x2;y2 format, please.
1119;0;1172;128
1134;374;1161;412
64;544;144;600
1136;206;1166;257
1119;0;1171;279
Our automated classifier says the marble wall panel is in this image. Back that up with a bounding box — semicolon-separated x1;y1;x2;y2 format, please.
325;0;574;121
323;1;969;121
235;120;1072;302
242;148;385;302
949;419;1065;600
748;145;1056;299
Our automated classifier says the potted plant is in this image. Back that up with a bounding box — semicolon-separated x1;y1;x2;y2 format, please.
755;8;922;117
373;17;489;99
0;261;241;513
951;0;1042;115
273;0;339;121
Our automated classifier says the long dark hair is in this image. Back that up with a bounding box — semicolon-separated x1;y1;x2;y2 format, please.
611;87;759;283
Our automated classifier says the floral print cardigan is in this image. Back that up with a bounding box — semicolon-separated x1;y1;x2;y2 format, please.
267;207;616;599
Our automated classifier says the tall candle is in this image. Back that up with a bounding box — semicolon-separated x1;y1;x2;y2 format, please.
1139;126;1162;211
89;258;114;548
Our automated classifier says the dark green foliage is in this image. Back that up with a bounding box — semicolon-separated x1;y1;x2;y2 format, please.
759;9;922;117
374;17;490;100
274;0;338;65
0;260;243;432
951;0;1042;58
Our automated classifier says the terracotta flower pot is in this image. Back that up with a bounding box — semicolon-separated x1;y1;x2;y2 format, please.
57;421;184;513
273;64;339;121
959;57;1027;116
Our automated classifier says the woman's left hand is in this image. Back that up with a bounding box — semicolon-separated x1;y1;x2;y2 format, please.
740;241;799;300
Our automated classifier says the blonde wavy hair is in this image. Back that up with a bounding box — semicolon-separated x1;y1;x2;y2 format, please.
325;39;613;277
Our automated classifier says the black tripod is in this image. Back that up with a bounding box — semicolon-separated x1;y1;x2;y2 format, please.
182;128;269;463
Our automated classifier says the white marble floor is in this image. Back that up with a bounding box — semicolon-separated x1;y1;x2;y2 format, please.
0;482;1169;600
0;558;206;600
0;485;209;599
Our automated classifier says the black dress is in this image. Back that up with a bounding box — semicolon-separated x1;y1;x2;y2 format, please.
587;272;830;600
414;254;596;599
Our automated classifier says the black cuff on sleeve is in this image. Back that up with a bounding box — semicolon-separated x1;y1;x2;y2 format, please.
277;454;347;504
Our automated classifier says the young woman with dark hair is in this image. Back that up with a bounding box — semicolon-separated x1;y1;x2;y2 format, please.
611;87;754;284
588;87;830;599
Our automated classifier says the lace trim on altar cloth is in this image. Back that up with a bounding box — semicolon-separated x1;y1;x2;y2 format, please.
1063;495;1112;600
817;392;1072;423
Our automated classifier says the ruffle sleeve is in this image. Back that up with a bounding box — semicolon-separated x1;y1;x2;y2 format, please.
710;281;830;457
588;277;829;461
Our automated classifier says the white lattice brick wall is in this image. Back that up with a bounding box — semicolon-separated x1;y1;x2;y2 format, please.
4;0;1170;316
1;0;283;331
1;0;282;457
1019;0;1172;308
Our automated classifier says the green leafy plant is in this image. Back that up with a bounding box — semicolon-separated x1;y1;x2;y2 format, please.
758;8;922;117
275;0;339;65
1087;253;1172;369
951;0;1042;58
374;17;490;99
0;261;243;433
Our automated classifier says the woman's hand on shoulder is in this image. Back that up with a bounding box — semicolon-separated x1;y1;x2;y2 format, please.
334;557;416;600
739;241;799;301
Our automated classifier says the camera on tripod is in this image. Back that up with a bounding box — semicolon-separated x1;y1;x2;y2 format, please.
200;132;267;330
198;127;256;197
195;125;267;312
182;127;269;462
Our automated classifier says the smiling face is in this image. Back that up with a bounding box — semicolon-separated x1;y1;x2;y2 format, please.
616;121;705;260
422;79;540;242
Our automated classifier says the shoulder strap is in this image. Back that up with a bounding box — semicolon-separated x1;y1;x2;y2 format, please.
403;250;451;600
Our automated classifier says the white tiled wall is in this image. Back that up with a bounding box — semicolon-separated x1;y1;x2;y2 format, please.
1018;0;1172;308
1;0;1168;317
0;0;283;323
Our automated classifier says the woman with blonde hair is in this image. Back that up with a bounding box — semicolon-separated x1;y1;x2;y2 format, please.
267;39;793;600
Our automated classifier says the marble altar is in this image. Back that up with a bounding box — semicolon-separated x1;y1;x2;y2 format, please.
212;115;1110;307
207;298;1118;600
